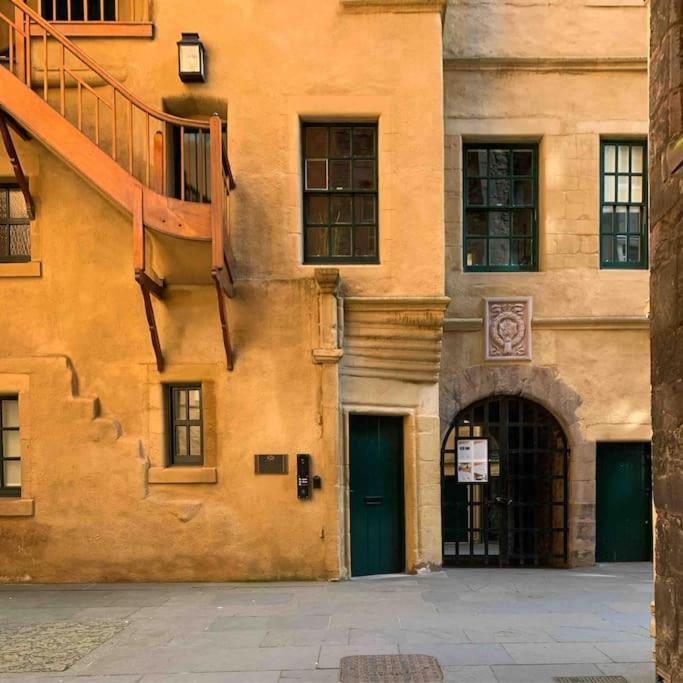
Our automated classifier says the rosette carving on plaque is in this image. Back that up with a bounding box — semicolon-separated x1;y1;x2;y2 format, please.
485;297;532;361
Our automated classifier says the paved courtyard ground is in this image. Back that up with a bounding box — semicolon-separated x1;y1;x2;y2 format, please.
0;563;654;683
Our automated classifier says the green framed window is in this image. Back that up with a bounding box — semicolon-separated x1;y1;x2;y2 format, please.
600;140;648;269
0;397;21;497
302;122;378;264
463;143;538;272
0;185;31;264
166;385;203;466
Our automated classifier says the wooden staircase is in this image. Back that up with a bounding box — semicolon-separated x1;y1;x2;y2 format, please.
0;0;236;371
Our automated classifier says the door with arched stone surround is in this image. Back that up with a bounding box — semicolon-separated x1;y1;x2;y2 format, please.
441;396;569;567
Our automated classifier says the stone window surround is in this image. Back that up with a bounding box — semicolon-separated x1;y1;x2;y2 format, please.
0;374;33;517
145;366;218;485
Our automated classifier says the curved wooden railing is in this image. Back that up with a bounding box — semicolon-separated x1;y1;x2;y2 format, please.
0;0;234;203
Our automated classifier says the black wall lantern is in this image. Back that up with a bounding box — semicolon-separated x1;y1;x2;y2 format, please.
177;33;206;83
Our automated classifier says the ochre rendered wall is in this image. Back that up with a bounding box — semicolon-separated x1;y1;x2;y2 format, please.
0;0;446;581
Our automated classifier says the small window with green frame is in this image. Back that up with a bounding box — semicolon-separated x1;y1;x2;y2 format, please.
0;396;21;497
302;122;378;264
463;143;539;272
600;140;648;269
166;384;203;466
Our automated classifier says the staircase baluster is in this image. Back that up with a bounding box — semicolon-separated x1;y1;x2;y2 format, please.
95;98;100;146
127;99;133;174
111;90;117;161
180;125;185;201
77;81;82;130
145;113;150;186
42;31;47;100
59;43;65;115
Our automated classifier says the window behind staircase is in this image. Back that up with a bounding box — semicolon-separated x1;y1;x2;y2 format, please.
0;185;30;263
41;0;117;21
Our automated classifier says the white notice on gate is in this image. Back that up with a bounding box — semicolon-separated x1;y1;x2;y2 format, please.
457;439;489;483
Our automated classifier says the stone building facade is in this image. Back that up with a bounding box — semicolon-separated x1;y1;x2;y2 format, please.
0;0;448;581
439;0;652;567
650;2;683;680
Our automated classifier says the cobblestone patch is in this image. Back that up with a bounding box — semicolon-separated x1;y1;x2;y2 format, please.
0;619;127;673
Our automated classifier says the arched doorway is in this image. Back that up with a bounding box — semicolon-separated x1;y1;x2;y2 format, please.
441;396;569;567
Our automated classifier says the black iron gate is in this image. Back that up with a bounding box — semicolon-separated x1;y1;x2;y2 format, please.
441;396;569;566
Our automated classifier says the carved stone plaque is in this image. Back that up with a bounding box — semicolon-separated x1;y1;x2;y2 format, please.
485;297;532;361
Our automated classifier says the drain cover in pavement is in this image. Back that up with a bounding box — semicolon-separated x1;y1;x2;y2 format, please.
340;655;443;682
554;677;628;683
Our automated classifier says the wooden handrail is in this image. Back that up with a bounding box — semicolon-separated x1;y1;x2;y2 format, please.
0;0;237;207
6;0;206;130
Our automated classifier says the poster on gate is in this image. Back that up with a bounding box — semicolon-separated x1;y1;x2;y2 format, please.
457;439;489;483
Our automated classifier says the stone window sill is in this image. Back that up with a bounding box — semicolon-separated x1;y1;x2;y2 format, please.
148;467;217;484
30;23;154;39
0;261;41;278
0;498;34;517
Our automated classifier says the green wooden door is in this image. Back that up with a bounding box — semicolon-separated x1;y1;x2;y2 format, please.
596;442;652;562
349;415;404;577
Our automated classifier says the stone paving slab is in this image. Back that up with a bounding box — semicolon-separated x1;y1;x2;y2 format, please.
0;563;654;683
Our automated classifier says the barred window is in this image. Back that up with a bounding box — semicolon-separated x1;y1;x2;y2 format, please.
41;0;117;21
0;185;30;263
600;140;648;269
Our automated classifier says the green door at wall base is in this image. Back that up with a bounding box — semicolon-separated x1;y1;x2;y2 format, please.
596;442;653;562
350;415;404;577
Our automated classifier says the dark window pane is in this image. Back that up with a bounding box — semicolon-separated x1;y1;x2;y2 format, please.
601;236;614;263
353;160;375;190
601;206;614;234
489;211;510;236
511;239;533;266
489;149;509;176
0;226;8;257
615;206;628;233
331;227;352;257
489;179;510;206
329;160;351;190
353;128;375;157
306;227;329;257
331;196;352;224
467;211;487;236
330;128;351;157
305;127;327;158
466;239;486;266
628;236;641;262
512;150;533;176
466;150;487;176
628;207;642;234
355;195;376;224
354;226;376;257
513;179;533;205
306;196;328;224
512;209;533;236
306;160;327;190
70;0;85;21
10;225;30;258
489;239;510;266
467;179;486;206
